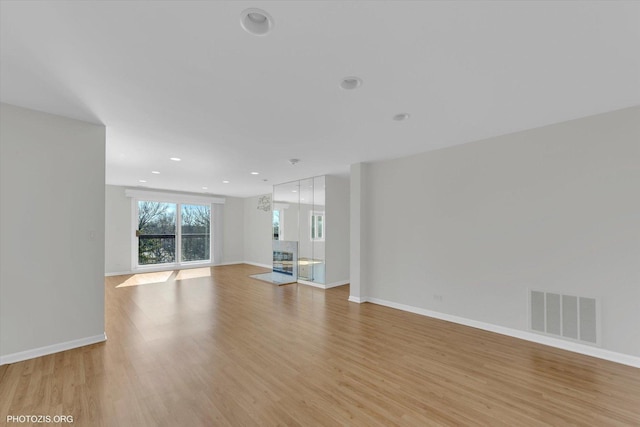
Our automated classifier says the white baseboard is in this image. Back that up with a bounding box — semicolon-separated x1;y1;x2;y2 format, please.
365;297;640;369
298;279;349;289
297;279;324;288
325;280;349;289
105;270;132;277
0;333;107;366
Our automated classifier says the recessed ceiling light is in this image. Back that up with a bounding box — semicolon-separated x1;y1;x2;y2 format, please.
151;171;160;174
139;180;147;183
240;8;274;36
251;172;259;175
393;113;411;121
222;180;230;184
202;186;208;190
170;157;181;161
340;76;362;90
292;190;297;193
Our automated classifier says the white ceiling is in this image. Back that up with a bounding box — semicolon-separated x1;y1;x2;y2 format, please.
1;1;639;198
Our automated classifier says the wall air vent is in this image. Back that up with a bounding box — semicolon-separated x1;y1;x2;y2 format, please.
530;290;598;345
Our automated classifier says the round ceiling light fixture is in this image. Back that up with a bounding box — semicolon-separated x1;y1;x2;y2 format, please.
240;8;274;36
393;113;411;121
340;76;363;90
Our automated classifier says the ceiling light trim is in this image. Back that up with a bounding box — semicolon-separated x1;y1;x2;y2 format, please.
240;8;274;36
393;113;411;121
340;76;363;90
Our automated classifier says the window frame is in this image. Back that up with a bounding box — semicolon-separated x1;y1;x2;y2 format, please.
126;190;223;272
310;211;325;242
136;200;179;267
273;209;283;241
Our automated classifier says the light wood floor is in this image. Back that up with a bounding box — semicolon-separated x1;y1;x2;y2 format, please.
1;264;639;426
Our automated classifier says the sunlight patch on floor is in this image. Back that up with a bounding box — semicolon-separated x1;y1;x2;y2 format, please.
115;270;175;288
175;267;212;280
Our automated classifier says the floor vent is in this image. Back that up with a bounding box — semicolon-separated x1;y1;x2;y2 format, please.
530;290;598;344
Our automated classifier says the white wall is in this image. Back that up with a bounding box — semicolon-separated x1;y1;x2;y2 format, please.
325;175;350;285
349;163;366;301
0;103;106;361
105;185;131;274
243;195;272;267
223;196;245;264
357;107;640;358
104;185;246;274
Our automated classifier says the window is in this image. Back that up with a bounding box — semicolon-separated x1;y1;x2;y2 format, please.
180;204;211;262
137;201;177;265
126;189;224;271
310;211;325;241
135;199;211;268
273;210;281;240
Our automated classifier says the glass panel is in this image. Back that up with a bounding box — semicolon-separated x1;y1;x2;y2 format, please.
298;178;314;280
317;215;323;239
271;177;326;284
137;201;176;265
312;176;326;284
272;210;280;240
311;215;315;239
272;181;300;242
181;204;211;262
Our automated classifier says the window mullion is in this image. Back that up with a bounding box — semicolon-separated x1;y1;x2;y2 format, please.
176;203;182;265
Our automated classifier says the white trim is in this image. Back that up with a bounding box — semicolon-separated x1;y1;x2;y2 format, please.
125;189;225;204
348;296;367;303
310;211;326;242
105;270;133;277
0;333;107;366
298;279;349;289
130;196;137;272
297;279;324;288
365;297;640;368
131;197;214;270
325;280;349;289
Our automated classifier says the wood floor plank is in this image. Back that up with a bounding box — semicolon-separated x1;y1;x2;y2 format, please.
0;264;639;426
